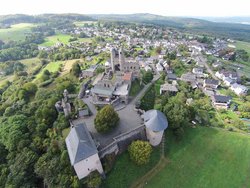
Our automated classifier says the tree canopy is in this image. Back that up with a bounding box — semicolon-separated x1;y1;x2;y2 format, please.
94;105;119;133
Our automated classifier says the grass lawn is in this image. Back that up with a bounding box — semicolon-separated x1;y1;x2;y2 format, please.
60;59;82;76
145;127;250;188
0;23;36;41
78;37;93;43
102;147;161;188
235;41;250;55
41;33;92;47
129;79;143;96
41;34;72;46
35;61;64;80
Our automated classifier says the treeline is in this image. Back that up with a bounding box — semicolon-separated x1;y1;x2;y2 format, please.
0;14;95;26
0;75;86;187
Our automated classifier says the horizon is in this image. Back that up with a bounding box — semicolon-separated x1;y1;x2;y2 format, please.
0;0;250;17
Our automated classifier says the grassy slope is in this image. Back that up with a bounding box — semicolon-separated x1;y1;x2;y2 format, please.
146;127;250;188
41;33;92;46
41;34;72;46
102;148;161;188
0;23;35;41
20;58;42;74
35;61;64;80
235;41;250;55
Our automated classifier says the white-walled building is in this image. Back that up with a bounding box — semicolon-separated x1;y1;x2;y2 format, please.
66;123;104;180
230;83;248;96
143;110;168;146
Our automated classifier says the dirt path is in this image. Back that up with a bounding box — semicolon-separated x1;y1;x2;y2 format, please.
130;133;169;188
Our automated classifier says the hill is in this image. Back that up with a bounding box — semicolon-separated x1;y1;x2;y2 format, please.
90;13;250;42
104;126;250;187
146;127;250;187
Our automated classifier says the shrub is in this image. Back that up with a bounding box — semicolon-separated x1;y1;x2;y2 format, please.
128;140;152;165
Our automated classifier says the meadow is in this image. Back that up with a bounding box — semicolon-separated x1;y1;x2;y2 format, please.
103;126;250;188
0;23;36;41
145;127;250;188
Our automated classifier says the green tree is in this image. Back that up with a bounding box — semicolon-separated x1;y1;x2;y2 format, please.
142;70;153;84
163;92;190;137
94;105;119;133
71;62;81;77
128;140;152;165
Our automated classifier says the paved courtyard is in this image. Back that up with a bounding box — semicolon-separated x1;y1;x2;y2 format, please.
72;74;160;149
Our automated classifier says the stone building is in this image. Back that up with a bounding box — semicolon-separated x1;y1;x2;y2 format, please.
65;122;104;180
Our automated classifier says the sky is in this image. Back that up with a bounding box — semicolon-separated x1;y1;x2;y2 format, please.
0;0;250;17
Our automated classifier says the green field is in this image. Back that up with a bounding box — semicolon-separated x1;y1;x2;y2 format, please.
235;41;250;55
41;34;72;46
41;33;92;46
35;61;64;80
0;23;36;41
74;21;97;27
145;127;250;188
20;58;42;74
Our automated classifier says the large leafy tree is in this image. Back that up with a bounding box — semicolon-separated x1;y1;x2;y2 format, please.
128;140;152;165
163;92;190;137
71;62;81;77
94;105;119;133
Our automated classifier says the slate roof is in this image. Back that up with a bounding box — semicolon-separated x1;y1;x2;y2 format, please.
144;110;168;132
91;85;114;96
167;73;177;80
213;95;231;103
66;123;98;165
205;79;219;85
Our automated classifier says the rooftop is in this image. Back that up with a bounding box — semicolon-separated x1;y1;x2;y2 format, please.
65;123;98;165
144;110;168;132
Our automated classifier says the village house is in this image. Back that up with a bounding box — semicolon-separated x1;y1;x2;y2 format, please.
166;73;177;81
160;83;178;95
203;79;219;89
192;67;204;75
180;72;196;83
215;69;238;83
81;64;99;79
230;83;249;95
211;95;231;109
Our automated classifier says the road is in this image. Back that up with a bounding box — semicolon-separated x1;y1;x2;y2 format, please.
132;73;160;105
194;50;218;80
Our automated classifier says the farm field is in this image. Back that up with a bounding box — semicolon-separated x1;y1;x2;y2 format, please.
20;58;42;74
40;33;92;46
235;41;250;55
40;34;72;46
145;127;250;188
74;21;97;27
0;23;36;41
35;61;64;80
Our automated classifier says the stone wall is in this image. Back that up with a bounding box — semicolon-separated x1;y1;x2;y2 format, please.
98;125;146;158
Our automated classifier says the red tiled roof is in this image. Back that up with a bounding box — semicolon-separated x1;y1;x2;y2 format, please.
122;72;133;81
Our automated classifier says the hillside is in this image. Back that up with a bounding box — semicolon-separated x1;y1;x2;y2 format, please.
104;127;250;187
90;13;250;42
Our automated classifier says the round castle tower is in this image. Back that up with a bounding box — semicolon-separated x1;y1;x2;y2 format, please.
143;110;168;146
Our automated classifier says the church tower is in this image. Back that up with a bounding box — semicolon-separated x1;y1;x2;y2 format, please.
110;48;116;72
119;48;125;71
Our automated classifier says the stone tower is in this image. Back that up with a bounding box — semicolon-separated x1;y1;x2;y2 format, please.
110;48;116;72
119;48;125;71
143;110;168;146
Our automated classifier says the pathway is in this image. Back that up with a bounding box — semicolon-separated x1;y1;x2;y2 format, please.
130;133;169;188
